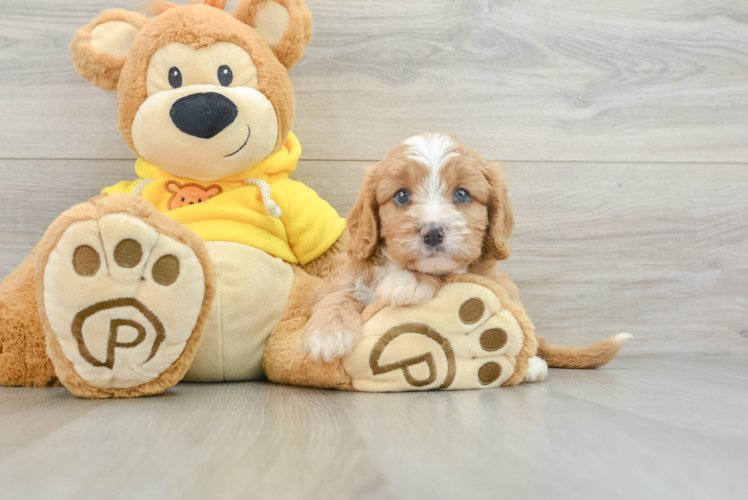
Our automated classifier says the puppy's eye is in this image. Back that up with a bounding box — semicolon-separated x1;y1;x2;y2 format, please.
394;189;411;206
218;65;233;87
454;188;471;204
168;67;183;89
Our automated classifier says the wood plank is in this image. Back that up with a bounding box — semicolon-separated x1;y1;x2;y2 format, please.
0;357;747;500
0;387;106;454
1;0;747;162
501;162;748;357
1;159;747;356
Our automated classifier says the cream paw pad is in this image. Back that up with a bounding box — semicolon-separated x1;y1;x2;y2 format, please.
343;282;527;392
37;197;214;398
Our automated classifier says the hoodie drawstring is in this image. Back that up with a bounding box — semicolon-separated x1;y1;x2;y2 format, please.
243;178;282;219
131;178;154;197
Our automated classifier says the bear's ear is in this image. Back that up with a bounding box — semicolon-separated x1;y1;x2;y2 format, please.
234;0;313;69
70;9;150;91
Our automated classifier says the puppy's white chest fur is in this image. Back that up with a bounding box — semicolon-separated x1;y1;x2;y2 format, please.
347;261;400;306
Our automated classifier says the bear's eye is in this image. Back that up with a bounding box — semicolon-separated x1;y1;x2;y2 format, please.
169;67;183;89
198;199;203;203
218;65;233;87
181;197;185;202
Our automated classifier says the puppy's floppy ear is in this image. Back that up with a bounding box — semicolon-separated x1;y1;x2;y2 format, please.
70;9;149;91
347;166;380;261
483;161;515;261
234;0;313;69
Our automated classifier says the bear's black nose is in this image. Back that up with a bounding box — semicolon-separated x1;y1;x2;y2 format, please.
170;92;238;139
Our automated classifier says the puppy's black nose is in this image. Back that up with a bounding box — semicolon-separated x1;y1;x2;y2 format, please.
422;227;445;247
170;92;238;139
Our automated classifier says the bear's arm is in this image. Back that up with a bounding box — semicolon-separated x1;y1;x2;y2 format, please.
277;178;347;268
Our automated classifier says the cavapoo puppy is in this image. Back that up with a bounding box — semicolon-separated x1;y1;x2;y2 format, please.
302;133;525;363
301;133;629;372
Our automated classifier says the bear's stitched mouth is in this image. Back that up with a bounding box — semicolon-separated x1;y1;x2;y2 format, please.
224;126;251;158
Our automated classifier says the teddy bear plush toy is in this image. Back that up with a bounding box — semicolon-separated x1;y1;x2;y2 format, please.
0;0;623;398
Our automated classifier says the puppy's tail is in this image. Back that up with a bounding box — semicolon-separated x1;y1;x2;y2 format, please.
536;333;632;369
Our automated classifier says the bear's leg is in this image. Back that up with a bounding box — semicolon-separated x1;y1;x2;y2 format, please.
342;273;540;392
34;194;216;398
0;246;58;387
263;267;353;390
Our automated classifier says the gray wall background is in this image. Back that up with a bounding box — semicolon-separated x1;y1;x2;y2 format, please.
1;0;746;355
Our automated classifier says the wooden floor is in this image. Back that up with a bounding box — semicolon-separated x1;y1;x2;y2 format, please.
2;0;747;355
1;1;747;498
2;0;747;357
1;356;746;500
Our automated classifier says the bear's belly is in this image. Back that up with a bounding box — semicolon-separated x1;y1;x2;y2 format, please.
182;242;295;382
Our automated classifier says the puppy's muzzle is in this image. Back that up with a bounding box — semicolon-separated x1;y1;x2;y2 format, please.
421;225;445;247
170;92;238;139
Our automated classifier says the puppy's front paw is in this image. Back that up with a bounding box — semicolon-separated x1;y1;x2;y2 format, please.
376;271;435;307
302;310;362;363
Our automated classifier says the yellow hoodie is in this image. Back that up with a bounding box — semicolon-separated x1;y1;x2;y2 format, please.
102;133;346;265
